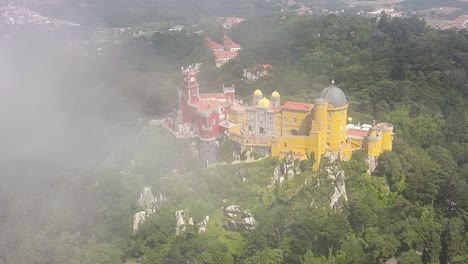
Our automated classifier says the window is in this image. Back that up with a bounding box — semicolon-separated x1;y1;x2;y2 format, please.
268;116;272;121
284;117;288;123
326;142;330;147
284;143;288;148
341;111;344;117
293;118;297;124
328;125;331;131
328;112;332;119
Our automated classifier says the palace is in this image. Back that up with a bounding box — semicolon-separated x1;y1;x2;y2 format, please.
165;64;393;169
205;35;242;67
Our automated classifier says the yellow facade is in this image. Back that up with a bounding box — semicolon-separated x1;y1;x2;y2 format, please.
326;104;347;150
311;98;327;137
273;111;282;136
281;110;310;136
229;108;244;124
366;137;382;157
379;123;393;152
227;84;393;170
228;123;241;134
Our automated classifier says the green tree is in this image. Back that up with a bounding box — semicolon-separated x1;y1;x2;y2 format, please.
399;251;423;264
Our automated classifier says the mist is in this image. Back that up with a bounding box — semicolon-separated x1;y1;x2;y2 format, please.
0;18;148;258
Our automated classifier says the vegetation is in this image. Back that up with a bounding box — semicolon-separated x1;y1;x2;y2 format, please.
3;12;468;264
28;0;279;27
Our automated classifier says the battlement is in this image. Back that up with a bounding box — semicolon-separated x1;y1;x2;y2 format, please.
223;84;235;93
375;122;393;131
181;63;201;76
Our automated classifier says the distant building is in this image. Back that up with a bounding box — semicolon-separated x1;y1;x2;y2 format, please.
226;84;394;170
364;8;402;18
164;64;236;164
205;35;242;67
223;17;245;29
450;16;468;29
165;67;394;169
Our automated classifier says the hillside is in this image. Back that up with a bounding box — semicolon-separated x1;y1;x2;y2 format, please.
2;12;468;264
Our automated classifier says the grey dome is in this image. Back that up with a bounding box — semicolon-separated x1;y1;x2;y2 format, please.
319;83;347;107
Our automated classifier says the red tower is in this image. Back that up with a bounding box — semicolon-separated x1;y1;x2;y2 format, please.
223;84;236;104
179;65;200;122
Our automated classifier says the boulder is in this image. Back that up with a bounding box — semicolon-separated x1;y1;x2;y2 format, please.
223;205;256;231
132;211;147;235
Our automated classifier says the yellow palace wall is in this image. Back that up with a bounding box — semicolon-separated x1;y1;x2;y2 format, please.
381;128;393;152
280;110;310;135
326;104;348;149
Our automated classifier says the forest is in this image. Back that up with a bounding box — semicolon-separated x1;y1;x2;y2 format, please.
2;12;468;264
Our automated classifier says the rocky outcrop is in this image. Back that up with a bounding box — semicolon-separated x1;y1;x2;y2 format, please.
197;216;209;235
366;156;378;174
175;209;187;235
223;205;256;231
329;169;348;211
175;209;210;236
132;187;166;234
323;153;348;212
269;153;301;189
133;211;147;235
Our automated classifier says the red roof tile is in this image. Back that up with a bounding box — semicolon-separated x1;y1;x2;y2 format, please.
346;129;368;138
200;93;226;100
205;37;224;50
224;35;241;49
215;50;238;59
282;102;311;112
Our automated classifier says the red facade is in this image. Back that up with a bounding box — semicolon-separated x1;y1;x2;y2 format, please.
177;65;236;140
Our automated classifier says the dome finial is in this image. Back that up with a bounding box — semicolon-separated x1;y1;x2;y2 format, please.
331;80;335;85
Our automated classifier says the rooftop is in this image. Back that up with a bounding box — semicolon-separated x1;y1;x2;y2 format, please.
320;83;348;108
224;35;241;49
199;93;227;100
346;129;369;138
282;102;311;112
215;50;238;59
205;37;224;50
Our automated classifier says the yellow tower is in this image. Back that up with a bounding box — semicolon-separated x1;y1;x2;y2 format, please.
310;97;328;151
253;89;263;106
376;123;393;152
271;91;280;107
366;127;383;157
319;81;348;150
